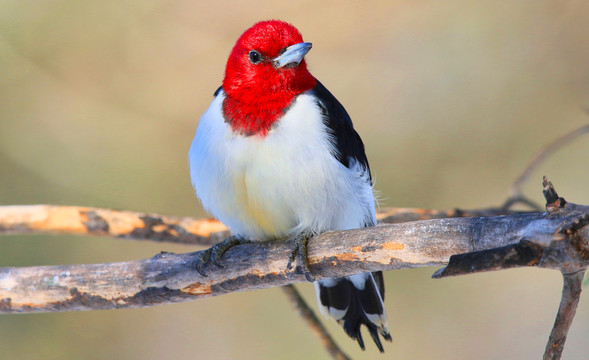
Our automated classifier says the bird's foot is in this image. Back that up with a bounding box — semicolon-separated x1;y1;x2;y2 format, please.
193;235;251;276
287;235;314;282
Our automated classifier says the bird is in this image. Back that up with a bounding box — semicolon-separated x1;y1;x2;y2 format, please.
188;20;391;352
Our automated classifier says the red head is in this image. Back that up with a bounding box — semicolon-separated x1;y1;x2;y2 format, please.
222;20;317;136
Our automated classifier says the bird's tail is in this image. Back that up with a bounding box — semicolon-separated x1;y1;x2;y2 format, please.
314;271;392;352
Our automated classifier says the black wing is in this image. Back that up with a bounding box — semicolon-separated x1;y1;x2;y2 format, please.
311;80;372;183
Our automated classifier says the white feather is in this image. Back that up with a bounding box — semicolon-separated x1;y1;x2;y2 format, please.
188;89;375;241
189;88;388;338
348;273;369;290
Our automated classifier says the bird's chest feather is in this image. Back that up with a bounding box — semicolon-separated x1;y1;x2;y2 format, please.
190;92;345;240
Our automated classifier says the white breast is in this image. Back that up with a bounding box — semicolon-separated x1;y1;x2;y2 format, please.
188;90;375;241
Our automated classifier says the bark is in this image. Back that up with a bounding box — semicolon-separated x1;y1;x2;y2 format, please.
0;205;230;246
0;205;521;246
1;198;588;314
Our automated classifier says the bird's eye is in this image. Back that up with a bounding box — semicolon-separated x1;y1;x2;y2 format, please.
248;50;262;64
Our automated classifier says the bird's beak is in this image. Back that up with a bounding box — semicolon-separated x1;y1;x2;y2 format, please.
272;42;312;68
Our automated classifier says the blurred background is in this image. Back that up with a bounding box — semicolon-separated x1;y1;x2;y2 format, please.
1;1;589;359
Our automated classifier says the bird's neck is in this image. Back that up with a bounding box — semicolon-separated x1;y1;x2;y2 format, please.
222;77;317;137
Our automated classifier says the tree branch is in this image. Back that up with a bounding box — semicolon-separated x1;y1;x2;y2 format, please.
281;285;351;360
0;205;522;246
0;205;229;246
2;124;588;359
432;177;589;360
544;270;585;360
2;187;588;314
510;123;589;199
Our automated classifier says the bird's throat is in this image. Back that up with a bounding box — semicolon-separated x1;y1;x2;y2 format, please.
222;71;317;137
222;91;297;136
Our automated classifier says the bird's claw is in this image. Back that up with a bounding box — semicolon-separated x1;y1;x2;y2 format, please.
210;250;225;268
194;249;212;276
287;246;297;270
288;236;315;282
193;235;251;276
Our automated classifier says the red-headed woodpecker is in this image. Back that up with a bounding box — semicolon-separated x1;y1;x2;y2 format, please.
189;20;391;352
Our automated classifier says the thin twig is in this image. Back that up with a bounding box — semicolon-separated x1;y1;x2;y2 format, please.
510;123;589;198
281;285;351;360
501;194;543;212
543;269;586;360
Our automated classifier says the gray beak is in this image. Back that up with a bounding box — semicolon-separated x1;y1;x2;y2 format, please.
272;42;312;68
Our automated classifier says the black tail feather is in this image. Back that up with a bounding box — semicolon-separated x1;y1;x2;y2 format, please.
316;271;391;352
